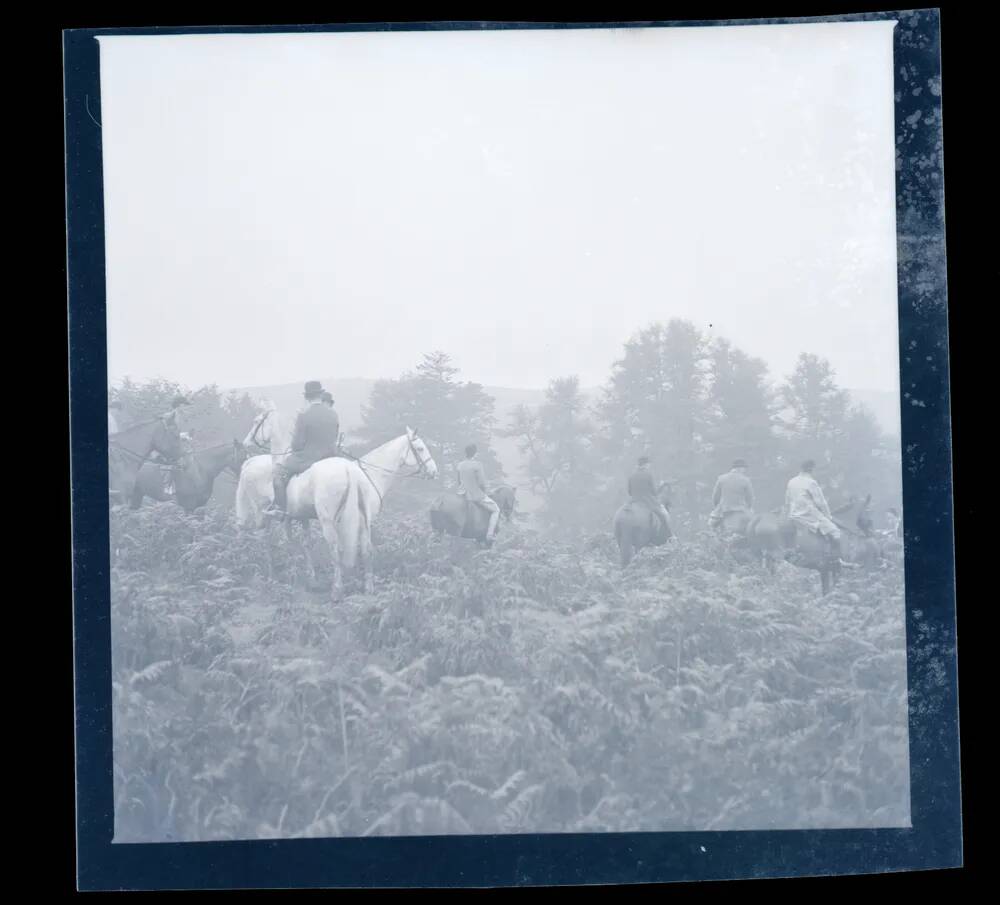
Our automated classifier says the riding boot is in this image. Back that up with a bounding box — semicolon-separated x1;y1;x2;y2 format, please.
269;469;289;518
486;509;500;545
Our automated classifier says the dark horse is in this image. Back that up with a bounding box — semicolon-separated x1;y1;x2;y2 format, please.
109;414;183;505
429;484;517;543
613;485;673;567
131;440;247;512
746;495;882;595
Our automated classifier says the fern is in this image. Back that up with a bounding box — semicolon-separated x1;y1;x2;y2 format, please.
109;502;910;841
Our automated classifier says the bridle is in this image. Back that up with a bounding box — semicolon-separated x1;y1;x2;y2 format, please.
109;416;182;464
404;434;434;478
246;411;272;453
352;433;435;506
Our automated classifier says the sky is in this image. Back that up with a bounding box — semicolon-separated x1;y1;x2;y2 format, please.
99;21;900;394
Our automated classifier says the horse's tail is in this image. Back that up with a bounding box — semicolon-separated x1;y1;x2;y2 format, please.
234;468;254;527
337;470;363;569
235;457;271;528
613;510;633;567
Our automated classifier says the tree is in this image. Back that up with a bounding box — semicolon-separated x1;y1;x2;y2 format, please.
598;320;710;525
829;403;902;511
111;379;261;448
703;339;781;506
358;352;502;488
502;376;605;531
780;353;850;442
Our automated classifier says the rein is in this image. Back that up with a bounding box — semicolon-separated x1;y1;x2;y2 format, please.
109;416;181;464
247;411;273;452
108;443;153;464
831;517;870;540
346;436;434;507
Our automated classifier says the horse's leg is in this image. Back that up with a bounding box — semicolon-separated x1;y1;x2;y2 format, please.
292;519;320;590
262;524;275;582
284;519;311;588
358;524;374;595
304;520;321;587
615;524;631;567
319;518;344;602
282;519;298;585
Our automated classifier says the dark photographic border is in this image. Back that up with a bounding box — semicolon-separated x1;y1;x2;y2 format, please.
66;10;959;889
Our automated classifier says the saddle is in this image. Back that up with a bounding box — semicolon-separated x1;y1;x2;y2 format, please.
627;499;670;543
458;495;494;523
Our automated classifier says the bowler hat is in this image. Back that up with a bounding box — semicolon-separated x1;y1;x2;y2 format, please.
304;380;324;398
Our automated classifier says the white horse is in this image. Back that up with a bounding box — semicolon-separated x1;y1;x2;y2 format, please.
235;427;437;599
241;401;296;464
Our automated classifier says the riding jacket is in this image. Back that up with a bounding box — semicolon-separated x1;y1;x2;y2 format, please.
283;401;341;474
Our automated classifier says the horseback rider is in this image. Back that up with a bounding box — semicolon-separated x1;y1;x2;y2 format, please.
784;459;846;564
628;456;671;536
321;391;349;452
709;458;755;532
159;395;191;497
456;443;501;545
264;381;341;519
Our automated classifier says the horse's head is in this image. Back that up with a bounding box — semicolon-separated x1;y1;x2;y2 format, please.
230;439;248;473
492;484;517;520
404;427;438;479
832;494;875;536
243;410;273;453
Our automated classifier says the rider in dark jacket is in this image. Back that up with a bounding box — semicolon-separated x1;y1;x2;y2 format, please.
266;381;341;518
628;456;671;535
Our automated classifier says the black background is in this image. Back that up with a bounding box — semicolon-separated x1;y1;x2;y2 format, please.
49;4;977;896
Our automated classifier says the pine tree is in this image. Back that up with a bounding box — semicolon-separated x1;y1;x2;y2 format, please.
359;352;501;486
780;353;850;443
502;376;604;531
704;339;781;506
598;320;710;526
829;403;901;510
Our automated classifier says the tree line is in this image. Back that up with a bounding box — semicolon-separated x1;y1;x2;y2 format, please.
355;320;901;535
109;319;902;534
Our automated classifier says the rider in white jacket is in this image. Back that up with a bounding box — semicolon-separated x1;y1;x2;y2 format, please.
785;459;846;563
